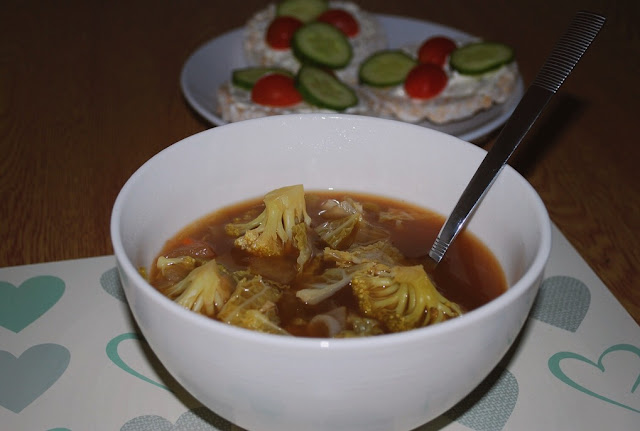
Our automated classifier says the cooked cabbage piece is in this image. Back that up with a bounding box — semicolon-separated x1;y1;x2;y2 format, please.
232;309;289;335
218;275;289;335
296;267;351;305
292;221;312;271
306;307;348;338
335;313;385;338
315;212;362;249
295;263;376;305
315;197;389;248
323;240;405;267
378;207;418;227
297;240;405;305
156;255;197;281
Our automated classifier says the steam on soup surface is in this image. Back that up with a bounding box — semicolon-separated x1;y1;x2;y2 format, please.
149;185;507;338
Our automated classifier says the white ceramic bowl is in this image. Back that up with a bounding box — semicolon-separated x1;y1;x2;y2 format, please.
111;114;551;431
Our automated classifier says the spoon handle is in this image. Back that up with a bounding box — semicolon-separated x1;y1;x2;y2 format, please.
428;10;606;264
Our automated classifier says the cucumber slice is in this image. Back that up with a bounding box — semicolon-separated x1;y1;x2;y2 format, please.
296;66;358;111
276;0;328;22
449;42;515;75
231;67;293;90
358;50;417;87
292;22;352;69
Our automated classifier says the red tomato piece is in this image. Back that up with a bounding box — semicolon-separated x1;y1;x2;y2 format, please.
418;36;457;66
404;64;448;100
317;9;359;37
251;74;303;107
266;16;303;49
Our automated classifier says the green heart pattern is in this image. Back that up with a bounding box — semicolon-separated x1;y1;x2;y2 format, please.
106;332;172;392
100;267;127;303
120;407;235;431
0;265;634;429
0;276;65;333
530;276;590;332
0;344;70;413
444;367;518;430
549;343;640;414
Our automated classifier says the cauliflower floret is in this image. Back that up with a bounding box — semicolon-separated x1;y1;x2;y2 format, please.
351;264;463;332
161;259;234;318
225;185;312;267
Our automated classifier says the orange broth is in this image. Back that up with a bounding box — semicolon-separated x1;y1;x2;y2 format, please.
149;191;507;337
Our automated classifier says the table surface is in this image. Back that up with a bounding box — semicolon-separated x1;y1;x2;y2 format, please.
1;0;638;324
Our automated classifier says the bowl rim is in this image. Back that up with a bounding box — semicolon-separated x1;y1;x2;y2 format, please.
110;113;552;351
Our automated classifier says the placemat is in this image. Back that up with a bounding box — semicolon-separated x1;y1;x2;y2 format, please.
2;224;638;430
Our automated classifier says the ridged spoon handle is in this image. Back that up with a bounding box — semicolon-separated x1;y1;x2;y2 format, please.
428;10;606;264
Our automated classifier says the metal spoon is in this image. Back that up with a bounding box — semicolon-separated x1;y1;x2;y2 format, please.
428;10;606;265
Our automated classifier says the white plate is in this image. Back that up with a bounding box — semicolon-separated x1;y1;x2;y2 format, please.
180;14;524;142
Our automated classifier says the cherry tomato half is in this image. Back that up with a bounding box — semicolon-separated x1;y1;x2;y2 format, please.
266;16;303;49
418;36;457;66
404;63;448;100
251;74;303;106
317;9;359;37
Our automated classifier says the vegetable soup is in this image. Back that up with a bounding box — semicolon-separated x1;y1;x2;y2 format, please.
148;185;507;337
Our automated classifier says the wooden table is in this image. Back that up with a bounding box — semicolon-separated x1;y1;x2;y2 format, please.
1;0;638;324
